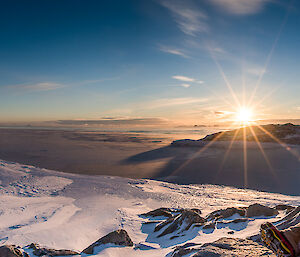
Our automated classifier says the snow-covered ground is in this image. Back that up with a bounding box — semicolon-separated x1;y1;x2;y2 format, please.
0;159;300;256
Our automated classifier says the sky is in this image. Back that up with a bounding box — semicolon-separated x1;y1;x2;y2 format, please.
0;0;300;126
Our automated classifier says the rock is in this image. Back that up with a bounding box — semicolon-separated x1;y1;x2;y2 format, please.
246;204;279;217
28;243;79;256
0;245;27;257
141;208;173;218
275;204;294;213
155;209;206;237
203;222;216;230
82;229;133;254
170;238;275;257
190;208;202;215
206;207;246;221
227;231;234;234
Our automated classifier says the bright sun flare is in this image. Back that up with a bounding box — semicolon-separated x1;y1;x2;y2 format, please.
236;108;254;123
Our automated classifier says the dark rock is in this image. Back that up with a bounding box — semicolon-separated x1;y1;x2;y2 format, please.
28;243;79;256
206;207;246;221
203;222;216;230
170;238;276;257
275;204;295;214
190;208;202;215
82;229;133;254
227;231;234;234
0;245;27;257
141;207;173;218
246;204;279;217
155;209;206;237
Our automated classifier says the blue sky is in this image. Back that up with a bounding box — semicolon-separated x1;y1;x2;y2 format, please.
0;0;300;125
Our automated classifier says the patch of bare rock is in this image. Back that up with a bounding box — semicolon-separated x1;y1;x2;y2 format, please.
0;245;28;257
82;229;133;254
142;204;280;239
171;238;275;257
27;243;79;256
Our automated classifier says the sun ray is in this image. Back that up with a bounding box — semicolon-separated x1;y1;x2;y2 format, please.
248;126;279;181
254;123;300;160
213;129;240;183
207;46;241;109
248;2;292;107
251;85;280;110
243;126;248;188
170;125;237;176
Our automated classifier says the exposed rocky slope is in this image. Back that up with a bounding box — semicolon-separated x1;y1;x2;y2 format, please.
172;123;300;146
171;237;276;257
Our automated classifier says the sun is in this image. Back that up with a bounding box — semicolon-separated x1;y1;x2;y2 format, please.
235;107;254;123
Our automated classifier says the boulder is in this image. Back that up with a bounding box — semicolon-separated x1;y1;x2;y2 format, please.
203;222;216;230
82;229;133;254
0;245;27;257
246;204;279;217
141;208;173;218
170;238;275;257
275;204;294;213
155;209;206;237
206;207;246;221
28;243;79;256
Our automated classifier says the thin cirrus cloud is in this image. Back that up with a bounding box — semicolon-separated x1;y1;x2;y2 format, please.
181;83;191;88
159;45;189;58
172;75;195;82
10;82;65;92
209;0;270;15
172;75;204;86
159;0;208;36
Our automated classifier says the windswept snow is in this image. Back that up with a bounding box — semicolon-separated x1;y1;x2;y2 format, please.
0;159;299;256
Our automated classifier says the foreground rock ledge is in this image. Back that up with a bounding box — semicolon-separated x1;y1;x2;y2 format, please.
0;245;28;257
171;238;276;257
28;243;79;256
82;229;133;254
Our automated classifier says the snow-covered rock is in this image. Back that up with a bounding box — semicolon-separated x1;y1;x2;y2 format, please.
0;245;27;257
82;229;133;254
170;238;276;257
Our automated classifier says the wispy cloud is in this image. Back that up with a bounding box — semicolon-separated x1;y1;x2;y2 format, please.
172;76;205;87
159;45;189;58
172;75;195;82
209;0;270;15
12;82;65;92
181;83;191;88
160;0;208;36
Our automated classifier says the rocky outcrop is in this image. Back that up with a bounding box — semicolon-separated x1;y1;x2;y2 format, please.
28;243;79;256
275;204;294;213
154;209;206;237
143;204;282;242
82;229;133;254
141;207;173;218
172;123;300;146
206;207;246;221
171;238;275;257
0;245;28;257
246;203;278;217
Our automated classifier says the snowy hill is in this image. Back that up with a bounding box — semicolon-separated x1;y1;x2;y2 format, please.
0;159;300;256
